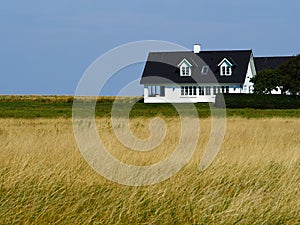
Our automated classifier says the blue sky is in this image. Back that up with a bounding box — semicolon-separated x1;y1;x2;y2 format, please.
0;0;299;95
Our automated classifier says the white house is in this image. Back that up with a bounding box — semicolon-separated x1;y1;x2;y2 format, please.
140;44;257;103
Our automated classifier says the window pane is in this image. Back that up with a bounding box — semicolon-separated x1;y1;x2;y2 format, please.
226;86;229;93
212;87;215;95
206;86;211;95
226;66;231;75
222;66;226;75
199;87;204;95
160;86;165;96
189;86;192;95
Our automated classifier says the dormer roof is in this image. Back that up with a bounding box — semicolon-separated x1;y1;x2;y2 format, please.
178;58;192;67
218;58;233;67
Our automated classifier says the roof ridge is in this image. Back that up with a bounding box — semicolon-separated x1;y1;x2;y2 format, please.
149;50;253;54
254;56;293;58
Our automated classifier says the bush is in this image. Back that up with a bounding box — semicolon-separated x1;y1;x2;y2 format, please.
215;94;300;109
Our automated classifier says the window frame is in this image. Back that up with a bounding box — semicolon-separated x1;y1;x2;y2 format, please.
201;66;209;75
199;86;204;95
181;86;198;96
205;86;211;95
178;59;192;77
218;58;233;76
213;86;217;95
220;65;232;76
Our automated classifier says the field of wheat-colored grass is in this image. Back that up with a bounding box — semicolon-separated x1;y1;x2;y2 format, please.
0;117;299;224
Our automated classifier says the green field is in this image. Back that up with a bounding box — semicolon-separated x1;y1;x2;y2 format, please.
0;95;299;118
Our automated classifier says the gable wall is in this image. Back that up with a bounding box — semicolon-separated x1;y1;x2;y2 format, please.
242;55;256;93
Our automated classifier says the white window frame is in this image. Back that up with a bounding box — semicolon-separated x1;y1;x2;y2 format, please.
181;86;197;96
220;65;232;76
205;86;211;95
199;86;204;95
218;58;233;76
178;59;192;77
148;86;165;97
181;66;191;76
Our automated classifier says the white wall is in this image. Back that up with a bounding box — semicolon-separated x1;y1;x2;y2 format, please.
143;85;243;103
242;57;256;94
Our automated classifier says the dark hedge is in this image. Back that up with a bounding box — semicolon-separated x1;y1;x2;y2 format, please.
215;94;300;109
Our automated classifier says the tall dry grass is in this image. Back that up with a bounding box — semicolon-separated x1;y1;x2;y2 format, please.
0;117;299;224
0;95;142;103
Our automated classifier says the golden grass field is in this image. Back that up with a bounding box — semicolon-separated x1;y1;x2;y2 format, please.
0;117;299;224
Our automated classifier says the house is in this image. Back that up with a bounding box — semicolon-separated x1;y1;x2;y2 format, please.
254;56;293;73
140;44;257;103
254;56;293;94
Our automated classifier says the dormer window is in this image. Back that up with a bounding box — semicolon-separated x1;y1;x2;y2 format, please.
182;66;190;76
178;59;192;76
221;65;231;75
218;58;233;76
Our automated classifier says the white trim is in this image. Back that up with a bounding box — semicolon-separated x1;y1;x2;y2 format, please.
180;66;191;76
218;58;233;67
220;64;232;76
178;58;192;76
218;58;233;76
177;58;192;67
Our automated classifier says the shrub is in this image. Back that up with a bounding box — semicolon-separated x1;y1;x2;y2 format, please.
215;94;300;109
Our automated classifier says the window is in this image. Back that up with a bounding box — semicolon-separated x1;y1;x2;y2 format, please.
185;86;188;95
221;66;226;75
206;86;211;95
189;86;193;95
148;86;165;97
181;86;184;95
181;86;197;96
201;66;209;75
219;86;230;93
199;86;204;95
221;65;232;76
226;67;231;75
226;86;229;93
181;66;190;76
181;86;190;96
193;86;197;95
178;59;192;76
160;86;165;96
213;86;217;95
218;58;233;76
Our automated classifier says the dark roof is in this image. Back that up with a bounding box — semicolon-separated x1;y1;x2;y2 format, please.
140;50;252;85
254;56;293;72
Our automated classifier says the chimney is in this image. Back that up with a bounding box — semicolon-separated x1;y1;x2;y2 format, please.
193;44;201;53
